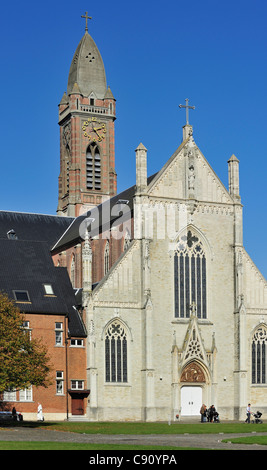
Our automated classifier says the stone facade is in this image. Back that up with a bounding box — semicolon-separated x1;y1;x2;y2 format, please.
75;129;264;422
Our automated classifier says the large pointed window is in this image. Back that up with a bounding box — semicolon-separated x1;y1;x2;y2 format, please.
105;320;128;383
174;230;207;319
252;326;267;384
86;143;101;190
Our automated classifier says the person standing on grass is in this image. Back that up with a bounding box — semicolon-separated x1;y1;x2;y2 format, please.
37;403;44;421
245;403;251;423
200;404;207;422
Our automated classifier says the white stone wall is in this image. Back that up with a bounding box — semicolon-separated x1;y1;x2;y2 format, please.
85;134;267;421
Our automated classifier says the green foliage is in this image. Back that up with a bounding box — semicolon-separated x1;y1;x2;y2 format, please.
0;293;52;392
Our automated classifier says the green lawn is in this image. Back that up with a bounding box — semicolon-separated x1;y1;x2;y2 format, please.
1;421;267;450
4;420;267;435
223;435;267;446
40;420;267;435
0;441;196;450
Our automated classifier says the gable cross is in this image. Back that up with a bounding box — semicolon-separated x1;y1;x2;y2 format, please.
81;11;92;32
179;98;195;125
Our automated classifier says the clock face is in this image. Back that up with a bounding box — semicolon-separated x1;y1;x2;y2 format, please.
82;117;107;143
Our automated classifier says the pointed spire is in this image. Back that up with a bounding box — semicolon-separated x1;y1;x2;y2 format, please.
59;91;69;105
70;82;82;95
135;143;148;194
228;153;240;201
104;86;115;100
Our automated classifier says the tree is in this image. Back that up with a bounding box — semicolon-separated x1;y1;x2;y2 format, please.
0;293;52;393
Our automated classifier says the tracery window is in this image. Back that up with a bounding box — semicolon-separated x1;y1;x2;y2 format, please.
252;326;267;384
70;255;75;287
123;231;131;251
86;143;101;190
104;241;110;275
105;320;128;383
174;230;207;319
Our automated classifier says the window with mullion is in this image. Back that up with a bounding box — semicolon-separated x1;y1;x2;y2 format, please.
174;231;207;319
105;321;128;383
252;326;267;384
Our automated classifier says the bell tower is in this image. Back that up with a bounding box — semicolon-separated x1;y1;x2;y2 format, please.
57;14;117;216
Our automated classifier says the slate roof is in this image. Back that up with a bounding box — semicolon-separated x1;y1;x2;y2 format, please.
0;238;86;337
51;173;158;254
0;211;74;249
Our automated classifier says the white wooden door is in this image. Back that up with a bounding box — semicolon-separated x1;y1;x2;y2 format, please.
181;386;202;415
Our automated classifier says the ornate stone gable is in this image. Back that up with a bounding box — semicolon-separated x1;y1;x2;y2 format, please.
147;135;233;206
180;314;210;372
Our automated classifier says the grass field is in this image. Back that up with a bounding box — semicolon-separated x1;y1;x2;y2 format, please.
35;420;267;435
1;421;267;450
0;441;194;450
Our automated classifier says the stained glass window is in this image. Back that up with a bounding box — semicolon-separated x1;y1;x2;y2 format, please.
174;231;207;319
105;321;128;383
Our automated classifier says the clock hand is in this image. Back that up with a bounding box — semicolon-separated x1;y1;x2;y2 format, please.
93;127;101;137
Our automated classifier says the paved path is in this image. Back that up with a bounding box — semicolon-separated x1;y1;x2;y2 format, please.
0;427;267;450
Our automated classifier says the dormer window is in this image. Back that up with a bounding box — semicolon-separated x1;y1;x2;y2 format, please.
43;284;54;295
7;229;17;240
13;290;30;303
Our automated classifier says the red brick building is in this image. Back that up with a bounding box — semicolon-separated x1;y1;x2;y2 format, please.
0;213;87;421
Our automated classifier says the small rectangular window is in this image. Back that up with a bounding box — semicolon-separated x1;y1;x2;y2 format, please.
56;371;64;395
13;290;30;302
70;339;84;347
43;284;54;295
19;387;32;401
3;388;17;401
71;380;84;390
55;322;63;346
22;321;31;340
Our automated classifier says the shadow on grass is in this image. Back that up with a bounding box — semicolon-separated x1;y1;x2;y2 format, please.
0;420;57;429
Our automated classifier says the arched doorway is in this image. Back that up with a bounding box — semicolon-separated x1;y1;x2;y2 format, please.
180;361;206;416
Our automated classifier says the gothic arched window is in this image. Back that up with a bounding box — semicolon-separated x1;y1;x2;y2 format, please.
70;255;75;287
86;143;101;190
105;320;128;383
252;326;267;384
104;241;110;275
174;230;207;319
123;230;131;251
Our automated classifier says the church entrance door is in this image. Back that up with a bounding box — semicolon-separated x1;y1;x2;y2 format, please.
181;386;202;416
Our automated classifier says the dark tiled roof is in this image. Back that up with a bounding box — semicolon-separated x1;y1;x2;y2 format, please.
0;238;86;337
0;211;74;249
51;174;158;254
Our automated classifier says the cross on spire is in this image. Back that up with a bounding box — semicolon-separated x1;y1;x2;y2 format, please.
179;98;195;125
81;11;92;32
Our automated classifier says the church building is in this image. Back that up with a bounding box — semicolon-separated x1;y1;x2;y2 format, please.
53;17;267;422
1;15;267;422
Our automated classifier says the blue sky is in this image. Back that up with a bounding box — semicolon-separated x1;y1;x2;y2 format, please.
0;0;266;278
